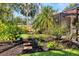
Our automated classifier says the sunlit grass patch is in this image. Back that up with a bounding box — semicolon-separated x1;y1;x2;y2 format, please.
20;34;51;39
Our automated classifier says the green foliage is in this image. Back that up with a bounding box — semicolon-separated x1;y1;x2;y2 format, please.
0;21;9;41
20;34;50;39
0;21;22;42
11;3;39;18
46;41;57;49
14;17;22;24
0;4;13;23
52;25;68;37
37;41;43;46
7;24;22;36
57;44;64;49
18;25;29;33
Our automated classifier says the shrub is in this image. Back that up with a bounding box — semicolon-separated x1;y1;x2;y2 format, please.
0;21;22;42
46;41;57;49
57;44;64;49
52;25;68;39
7;24;23;38
18;25;28;33
37;41;44;46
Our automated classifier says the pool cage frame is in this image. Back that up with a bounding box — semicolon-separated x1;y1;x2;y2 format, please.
56;4;79;41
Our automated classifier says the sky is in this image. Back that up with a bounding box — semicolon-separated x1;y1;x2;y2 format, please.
42;3;69;12
14;3;69;17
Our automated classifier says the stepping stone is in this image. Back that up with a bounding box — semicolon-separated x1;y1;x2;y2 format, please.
23;46;32;50
23;43;31;46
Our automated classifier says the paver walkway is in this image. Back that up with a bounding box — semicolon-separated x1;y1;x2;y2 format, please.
0;44;23;56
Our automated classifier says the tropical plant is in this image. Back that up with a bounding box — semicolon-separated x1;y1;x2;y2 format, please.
33;6;55;34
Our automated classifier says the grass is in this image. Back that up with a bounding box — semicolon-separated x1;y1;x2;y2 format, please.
18;49;79;56
20;34;51;39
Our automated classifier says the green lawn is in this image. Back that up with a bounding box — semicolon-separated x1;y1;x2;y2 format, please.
19;49;79;56
20;34;51;39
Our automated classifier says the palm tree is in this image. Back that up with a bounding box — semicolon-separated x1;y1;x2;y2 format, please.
33;6;55;34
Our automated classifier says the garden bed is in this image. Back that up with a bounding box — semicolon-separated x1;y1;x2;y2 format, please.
20;34;79;51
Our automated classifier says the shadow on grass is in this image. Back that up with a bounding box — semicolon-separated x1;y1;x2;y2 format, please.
19;49;79;56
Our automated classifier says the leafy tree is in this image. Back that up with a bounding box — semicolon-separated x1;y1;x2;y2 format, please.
14;17;22;24
11;3;40;25
0;4;13;23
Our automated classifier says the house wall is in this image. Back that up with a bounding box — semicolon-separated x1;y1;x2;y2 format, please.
61;15;79;35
